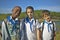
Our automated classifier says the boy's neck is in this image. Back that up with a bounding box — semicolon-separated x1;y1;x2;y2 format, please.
45;20;51;22
28;17;33;20
29;18;32;20
12;16;15;20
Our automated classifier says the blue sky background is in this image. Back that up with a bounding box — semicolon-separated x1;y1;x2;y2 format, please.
0;0;60;13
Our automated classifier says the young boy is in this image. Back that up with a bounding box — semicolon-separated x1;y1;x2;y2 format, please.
2;6;22;40
40;10;56;40
20;6;40;40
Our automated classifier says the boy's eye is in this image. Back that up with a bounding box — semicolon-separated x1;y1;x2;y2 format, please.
27;12;29;13
27;12;33;13
31;12;33;13
47;18;50;19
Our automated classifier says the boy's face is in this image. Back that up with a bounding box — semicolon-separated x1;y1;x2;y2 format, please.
26;8;34;19
12;7;21;19
45;15;51;22
43;14;48;20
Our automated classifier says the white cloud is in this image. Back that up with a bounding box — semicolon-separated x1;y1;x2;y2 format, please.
39;6;60;12
0;8;12;14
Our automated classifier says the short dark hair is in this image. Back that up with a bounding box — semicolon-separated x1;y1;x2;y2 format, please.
12;6;22;12
26;6;34;12
42;10;50;16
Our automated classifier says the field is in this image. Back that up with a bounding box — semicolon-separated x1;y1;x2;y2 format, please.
0;10;60;20
0;10;60;40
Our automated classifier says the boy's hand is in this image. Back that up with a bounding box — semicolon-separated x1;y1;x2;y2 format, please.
54;36;56;40
54;32;56;40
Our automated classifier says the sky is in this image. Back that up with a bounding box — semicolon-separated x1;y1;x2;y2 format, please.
0;0;60;13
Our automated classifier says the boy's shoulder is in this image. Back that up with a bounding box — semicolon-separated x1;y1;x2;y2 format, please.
35;19;38;21
4;19;8;22
40;21;44;25
52;21;55;24
2;18;8;24
34;18;39;22
49;21;55;25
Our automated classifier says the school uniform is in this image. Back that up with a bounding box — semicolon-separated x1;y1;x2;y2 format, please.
20;17;40;40
40;20;56;40
2;16;20;40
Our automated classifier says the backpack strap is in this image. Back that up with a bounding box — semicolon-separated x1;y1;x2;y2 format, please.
52;21;54;33
52;21;55;40
41;22;44;40
42;22;44;33
4;19;11;40
22;18;28;40
35;19;36;24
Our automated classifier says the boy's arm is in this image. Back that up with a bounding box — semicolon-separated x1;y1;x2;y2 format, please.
54;32;56;40
2;21;5;40
54;22;56;40
36;29;42;40
36;20;42;40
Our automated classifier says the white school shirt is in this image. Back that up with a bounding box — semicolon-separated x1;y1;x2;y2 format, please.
2;16;20;40
20;18;40;40
40;20;56;40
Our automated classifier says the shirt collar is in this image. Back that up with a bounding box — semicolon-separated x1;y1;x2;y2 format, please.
25;17;34;23
44;20;52;24
10;16;18;21
7;16;19;24
30;18;34;22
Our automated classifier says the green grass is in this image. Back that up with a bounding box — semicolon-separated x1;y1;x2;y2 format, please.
0;10;60;21
0;14;11;20
56;32;60;40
